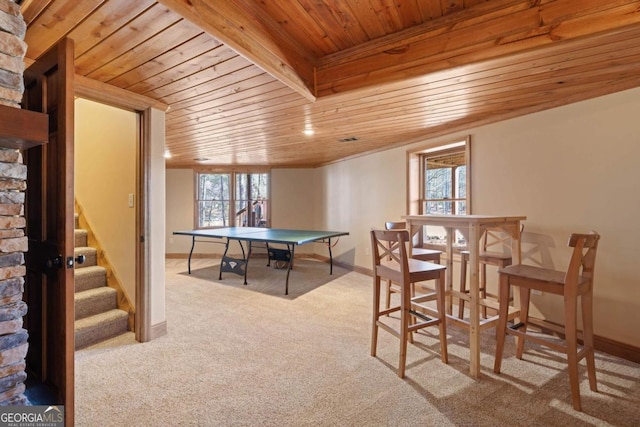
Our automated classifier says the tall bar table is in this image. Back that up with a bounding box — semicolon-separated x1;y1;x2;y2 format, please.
403;214;526;379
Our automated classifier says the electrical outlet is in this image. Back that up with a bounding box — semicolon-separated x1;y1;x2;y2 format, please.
532;290;543;296
365;247;370;256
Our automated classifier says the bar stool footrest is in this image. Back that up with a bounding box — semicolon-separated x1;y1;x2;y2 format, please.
509;321;525;330
410;309;432;322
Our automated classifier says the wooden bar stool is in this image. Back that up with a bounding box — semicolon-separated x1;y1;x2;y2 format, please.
385;221;442;263
493;231;600;411
384;221;442;310
458;227;520;319
370;229;448;378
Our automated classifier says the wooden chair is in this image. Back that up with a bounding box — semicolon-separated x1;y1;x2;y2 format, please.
493;231;600;411
385;221;442;262
458;226;521;318
384;221;442;310
370;229;448;378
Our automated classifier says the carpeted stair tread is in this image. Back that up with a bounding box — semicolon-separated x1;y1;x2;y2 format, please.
75;228;88;247
75;309;129;350
75;287;118;320
74;265;107;292
73;211;131;351
74;246;97;268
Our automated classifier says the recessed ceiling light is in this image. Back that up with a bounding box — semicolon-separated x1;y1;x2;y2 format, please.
164;150;172;158
338;136;359;142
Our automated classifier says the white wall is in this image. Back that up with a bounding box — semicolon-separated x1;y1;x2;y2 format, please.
166;169;194;254
270;168;318;255
316;87;640;348
315;151;406;267
75;98;137;304
270;168;316;230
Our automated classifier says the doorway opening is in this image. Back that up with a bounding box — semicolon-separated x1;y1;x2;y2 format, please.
73;98;139;348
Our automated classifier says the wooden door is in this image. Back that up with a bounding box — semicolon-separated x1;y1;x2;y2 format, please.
22;38;75;426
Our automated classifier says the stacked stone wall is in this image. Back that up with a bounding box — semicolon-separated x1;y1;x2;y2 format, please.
0;149;28;406
0;0;24;108
0;0;30;406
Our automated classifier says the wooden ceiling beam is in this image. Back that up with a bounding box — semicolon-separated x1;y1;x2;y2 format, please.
157;0;316;101
75;75;169;112
19;0;54;25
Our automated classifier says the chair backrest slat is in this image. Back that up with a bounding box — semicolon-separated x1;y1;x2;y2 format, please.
565;231;600;289
371;229;411;283
482;224;525;253
385;221;406;231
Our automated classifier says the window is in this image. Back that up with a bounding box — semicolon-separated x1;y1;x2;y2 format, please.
423;146;467;216
408;138;470;247
235;173;269;227
196;171;270;228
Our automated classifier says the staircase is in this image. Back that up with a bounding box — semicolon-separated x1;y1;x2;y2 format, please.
74;214;129;349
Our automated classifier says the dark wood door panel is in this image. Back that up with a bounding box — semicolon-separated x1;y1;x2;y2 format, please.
23;38;75;427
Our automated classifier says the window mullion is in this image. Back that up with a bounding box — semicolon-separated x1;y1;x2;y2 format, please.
230;173;236;227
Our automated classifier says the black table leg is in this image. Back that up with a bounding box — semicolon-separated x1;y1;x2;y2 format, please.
328;238;333;275
265;242;271;266
244;240;251;285
219;238;230;280
285;244;295;295
188;236;196;274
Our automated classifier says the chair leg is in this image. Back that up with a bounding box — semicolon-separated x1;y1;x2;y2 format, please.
480;263;488;318
564;293;582;411
458;256;467;319
385;279;392;310
494;273;510;373
516;286;531;359
498;260;513;313
398;281;411;378
582;289;598;393
436;270;448;364
408;282;416;344
371;276;381;357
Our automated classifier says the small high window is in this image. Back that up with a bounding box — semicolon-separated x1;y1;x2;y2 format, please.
422;144;467;216
408;137;470;247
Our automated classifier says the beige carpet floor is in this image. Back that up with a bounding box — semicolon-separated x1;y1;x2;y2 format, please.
75;258;640;426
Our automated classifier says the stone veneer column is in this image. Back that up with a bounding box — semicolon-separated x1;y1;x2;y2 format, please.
0;0;25;108
0;0;31;406
0;148;27;405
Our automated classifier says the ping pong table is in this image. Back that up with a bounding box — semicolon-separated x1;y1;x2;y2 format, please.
173;227;349;294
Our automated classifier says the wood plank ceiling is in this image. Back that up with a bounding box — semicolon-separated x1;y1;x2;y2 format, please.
19;0;640;168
